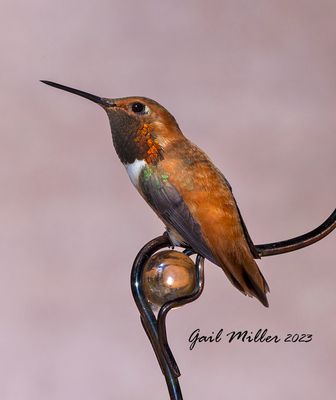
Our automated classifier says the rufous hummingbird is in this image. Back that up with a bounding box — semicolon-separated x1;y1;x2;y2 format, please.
41;80;269;307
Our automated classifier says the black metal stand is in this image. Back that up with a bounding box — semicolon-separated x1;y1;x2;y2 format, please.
255;209;336;257
130;209;336;400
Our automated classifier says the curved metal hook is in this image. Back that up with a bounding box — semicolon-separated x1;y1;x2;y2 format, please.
255;208;336;257
131;233;183;400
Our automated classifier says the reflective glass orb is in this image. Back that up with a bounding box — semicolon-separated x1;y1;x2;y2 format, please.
142;250;196;308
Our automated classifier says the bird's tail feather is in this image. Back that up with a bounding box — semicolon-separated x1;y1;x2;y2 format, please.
214;246;270;307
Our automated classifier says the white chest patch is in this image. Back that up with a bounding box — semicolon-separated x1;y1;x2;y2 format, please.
125;159;147;189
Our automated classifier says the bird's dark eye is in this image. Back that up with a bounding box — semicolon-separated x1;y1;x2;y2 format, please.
131;102;146;114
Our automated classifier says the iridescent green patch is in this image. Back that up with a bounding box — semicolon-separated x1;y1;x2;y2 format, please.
161;173;169;182
143;166;153;180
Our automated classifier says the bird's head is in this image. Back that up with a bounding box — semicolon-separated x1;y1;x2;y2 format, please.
41;81;182;165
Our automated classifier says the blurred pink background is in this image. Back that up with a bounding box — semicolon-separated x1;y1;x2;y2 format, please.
1;1;335;399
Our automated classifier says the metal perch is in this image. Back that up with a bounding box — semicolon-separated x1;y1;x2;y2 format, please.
131;208;336;400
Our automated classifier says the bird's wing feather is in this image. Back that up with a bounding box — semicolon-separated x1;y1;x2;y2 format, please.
216;170;260;259
139;167;217;262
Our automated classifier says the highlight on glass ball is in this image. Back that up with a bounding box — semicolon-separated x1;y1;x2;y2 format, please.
142;250;197;308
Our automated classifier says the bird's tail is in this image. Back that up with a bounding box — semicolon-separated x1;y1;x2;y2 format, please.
213;244;270;307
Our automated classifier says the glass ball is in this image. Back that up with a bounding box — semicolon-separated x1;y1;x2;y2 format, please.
142;250;196;308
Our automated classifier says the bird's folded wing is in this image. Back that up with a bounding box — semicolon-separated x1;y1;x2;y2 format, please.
139;170;217;262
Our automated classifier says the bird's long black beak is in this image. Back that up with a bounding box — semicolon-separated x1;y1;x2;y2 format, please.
40;80;113;107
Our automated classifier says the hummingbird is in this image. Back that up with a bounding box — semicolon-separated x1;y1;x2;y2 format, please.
41;80;269;307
